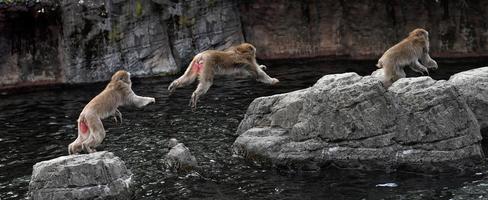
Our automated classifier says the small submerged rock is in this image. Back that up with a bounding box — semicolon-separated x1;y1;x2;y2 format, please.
29;151;133;200
163;138;198;171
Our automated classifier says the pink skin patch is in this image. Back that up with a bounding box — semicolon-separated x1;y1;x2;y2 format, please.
79;121;89;135
192;59;203;74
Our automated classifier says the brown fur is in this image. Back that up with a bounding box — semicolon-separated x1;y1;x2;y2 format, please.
168;43;279;109
68;70;155;154
377;28;438;88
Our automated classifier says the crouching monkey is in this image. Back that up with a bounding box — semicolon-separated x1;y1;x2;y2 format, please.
376;28;438;88
68;70;155;154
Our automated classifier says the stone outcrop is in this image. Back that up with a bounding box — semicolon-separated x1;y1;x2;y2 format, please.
449;67;488;131
29;151;133;200
233;69;486;172
2;0;488;88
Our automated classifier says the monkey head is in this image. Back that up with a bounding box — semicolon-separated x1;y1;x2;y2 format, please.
111;70;132;86
235;43;257;56
409;28;429;39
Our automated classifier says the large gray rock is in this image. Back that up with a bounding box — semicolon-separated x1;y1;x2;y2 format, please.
233;72;483;172
449;67;488;131
29;151;133;200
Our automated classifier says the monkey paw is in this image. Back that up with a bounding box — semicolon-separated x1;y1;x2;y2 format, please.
168;81;178;94
271;78;280;85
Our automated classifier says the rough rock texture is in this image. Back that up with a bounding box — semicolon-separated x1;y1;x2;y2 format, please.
2;0;488;88
449;67;488;131
233;72;484;172
29;151;133;200
241;0;488;59
164;142;198;171
0;0;243;87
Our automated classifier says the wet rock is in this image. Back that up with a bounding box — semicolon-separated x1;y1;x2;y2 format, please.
164;140;197;171
29;151;133;200
449;67;488;131
233;72;483;172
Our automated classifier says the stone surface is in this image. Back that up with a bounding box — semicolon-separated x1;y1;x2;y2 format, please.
164;142;198;171
233;72;484;172
241;0;488;60
449;67;488;131
29;151;133;200
2;0;488;88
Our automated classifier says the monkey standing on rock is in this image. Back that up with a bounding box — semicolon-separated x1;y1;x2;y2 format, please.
376;28;438;88
168;43;280;109
68;70;155;155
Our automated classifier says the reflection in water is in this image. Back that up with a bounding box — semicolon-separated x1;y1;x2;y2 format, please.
0;60;487;199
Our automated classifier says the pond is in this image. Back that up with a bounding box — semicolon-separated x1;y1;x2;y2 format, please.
1;60;487;199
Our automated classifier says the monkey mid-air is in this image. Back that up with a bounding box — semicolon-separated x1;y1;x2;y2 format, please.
376;28;438;88
68;70;155;155
168;43;280;109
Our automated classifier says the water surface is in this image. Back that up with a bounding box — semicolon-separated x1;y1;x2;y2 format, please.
1;60;487;199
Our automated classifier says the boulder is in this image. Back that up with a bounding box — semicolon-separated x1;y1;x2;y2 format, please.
449;67;488;131
29;151;133;200
164;140;197;171
233;72;483;172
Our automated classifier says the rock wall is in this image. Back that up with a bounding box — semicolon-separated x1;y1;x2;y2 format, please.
241;0;488;59
1;0;488;87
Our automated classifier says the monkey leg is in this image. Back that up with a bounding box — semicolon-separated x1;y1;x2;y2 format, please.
420;53;438;70
68;138;83;155
409;60;429;75
190;80;213;110
168;59;199;94
82;116;105;153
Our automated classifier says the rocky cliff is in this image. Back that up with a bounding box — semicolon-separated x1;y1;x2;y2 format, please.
1;0;487;87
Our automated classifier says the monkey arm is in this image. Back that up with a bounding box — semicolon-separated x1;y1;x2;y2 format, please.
126;90;155;108
420;53;438;70
409;60;429;75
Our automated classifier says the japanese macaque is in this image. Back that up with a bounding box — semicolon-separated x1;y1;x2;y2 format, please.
376;28;438;88
168;43;279;109
68;70;155;155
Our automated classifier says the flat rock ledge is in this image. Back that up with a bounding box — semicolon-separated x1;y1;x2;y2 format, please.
233;67;488;172
29;151;133;200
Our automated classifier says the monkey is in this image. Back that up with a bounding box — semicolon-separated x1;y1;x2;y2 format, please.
168;43;279;109
376;28;438;88
68;70;155;155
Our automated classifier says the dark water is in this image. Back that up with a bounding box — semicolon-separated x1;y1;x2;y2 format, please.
1;60;488;200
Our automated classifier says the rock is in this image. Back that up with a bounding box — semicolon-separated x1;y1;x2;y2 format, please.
240;1;488;60
233;72;483;172
164;142;197;171
168;138;179;148
449;67;488;131
29;151;133;200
